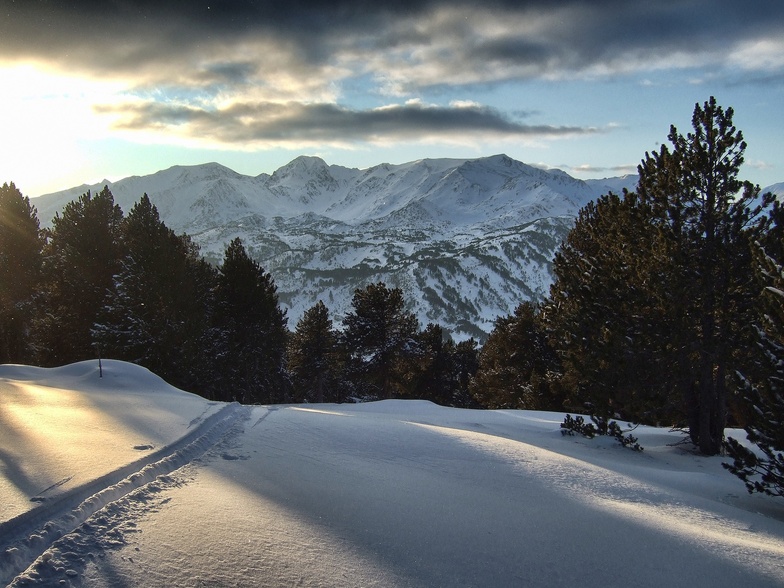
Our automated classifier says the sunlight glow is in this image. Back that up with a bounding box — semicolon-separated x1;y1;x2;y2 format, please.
288;407;353;417
0;64;125;194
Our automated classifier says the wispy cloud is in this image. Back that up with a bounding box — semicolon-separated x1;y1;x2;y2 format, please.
96;99;600;148
568;163;639;176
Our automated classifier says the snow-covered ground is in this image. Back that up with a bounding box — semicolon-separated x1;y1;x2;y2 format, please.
2;361;784;587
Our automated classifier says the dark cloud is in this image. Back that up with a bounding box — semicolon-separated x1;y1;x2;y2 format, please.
2;1;782;81
97;99;598;144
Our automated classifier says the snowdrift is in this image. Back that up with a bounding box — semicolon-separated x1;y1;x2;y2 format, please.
2;361;784;586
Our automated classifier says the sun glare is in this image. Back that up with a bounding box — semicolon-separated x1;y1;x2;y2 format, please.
0;64;124;195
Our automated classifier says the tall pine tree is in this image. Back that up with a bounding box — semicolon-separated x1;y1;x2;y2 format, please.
211;238;290;404
38;187;123;365
341;282;419;399
0;182;44;363
637;97;769;454
544;192;677;423
288;300;342;403
93;194;216;394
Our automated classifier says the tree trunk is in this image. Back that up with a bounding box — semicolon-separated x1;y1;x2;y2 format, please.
315;371;324;403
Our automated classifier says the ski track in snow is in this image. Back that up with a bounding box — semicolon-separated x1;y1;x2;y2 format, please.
0;402;247;586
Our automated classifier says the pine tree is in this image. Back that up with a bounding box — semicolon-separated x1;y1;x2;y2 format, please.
341;282;419;399
288;300;342;403
724;231;784;496
471;302;560;410
411;323;458;406
0;182;44;363
93;194;216;394
38;186;123;365
452;337;480;408
637;97;770;454
211;238;290;404
544;191;677;424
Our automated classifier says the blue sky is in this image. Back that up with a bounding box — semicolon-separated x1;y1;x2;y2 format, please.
1;0;783;197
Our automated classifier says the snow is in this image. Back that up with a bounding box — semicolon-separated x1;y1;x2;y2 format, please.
2;361;784;586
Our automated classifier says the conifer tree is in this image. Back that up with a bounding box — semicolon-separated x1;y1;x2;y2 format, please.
211;238;290;404
288;300;342;403
471;302;559;410
341;282;419;399
544;192;676;423
0;182;44;363
38;186;123;365
452;337;480;408
637;97;770;454
411;323;458;405
93;194;216;394
725;232;784;496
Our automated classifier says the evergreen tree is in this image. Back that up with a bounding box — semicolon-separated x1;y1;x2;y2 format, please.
543;98;769;449
211;238;290;404
544;192;677;424
341;282;419;399
637;97;770;454
453;337;480;408
37;187;123;365
725;233;784;496
288;300;342;403
472;302;560;410
411;323;458;406
93;194;216;394
0;182;44;363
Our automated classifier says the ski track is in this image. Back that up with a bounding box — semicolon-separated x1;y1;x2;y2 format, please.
0;402;247;587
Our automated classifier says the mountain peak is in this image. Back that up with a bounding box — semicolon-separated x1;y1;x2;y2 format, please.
481;153;515;167
279;155;329;172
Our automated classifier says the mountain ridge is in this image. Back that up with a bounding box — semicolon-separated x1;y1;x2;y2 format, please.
38;154;757;340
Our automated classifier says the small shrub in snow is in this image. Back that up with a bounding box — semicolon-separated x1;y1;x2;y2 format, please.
560;414;597;438
561;414;643;451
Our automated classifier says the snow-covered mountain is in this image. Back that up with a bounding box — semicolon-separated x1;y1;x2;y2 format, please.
33;155;640;340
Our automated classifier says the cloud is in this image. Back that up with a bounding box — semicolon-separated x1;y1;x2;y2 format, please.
3;1;782;88
3;1;782;154
746;160;775;171
568;163;639;176
96;99;600;148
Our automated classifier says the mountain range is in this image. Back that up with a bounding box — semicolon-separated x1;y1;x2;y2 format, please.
33;155;779;341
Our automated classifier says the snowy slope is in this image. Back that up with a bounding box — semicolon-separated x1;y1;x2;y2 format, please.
0;362;228;525
766;182;784;200
1;362;784;587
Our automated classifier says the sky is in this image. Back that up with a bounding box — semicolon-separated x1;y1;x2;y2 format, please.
1;0;783;197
